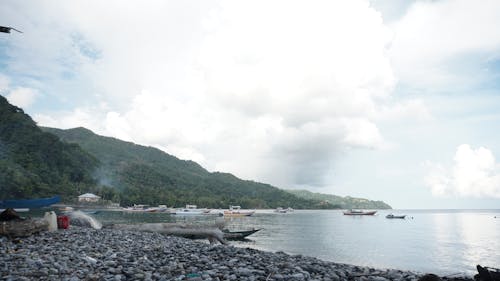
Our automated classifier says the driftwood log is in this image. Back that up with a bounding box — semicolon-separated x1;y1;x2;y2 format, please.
0;219;49;237
111;223;227;244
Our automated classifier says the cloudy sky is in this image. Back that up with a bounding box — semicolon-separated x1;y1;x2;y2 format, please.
1;0;500;208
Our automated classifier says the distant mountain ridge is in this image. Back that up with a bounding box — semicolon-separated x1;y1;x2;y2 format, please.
286;189;392;209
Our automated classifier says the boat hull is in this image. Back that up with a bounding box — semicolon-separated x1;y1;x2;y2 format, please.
386;215;406;219
343;211;377;216
0;196;60;209
223;228;261;240
223;211;255;217
174;211;205;215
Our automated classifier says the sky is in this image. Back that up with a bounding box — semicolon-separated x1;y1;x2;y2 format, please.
1;0;500;209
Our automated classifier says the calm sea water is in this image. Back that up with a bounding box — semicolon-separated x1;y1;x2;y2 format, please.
41;209;500;275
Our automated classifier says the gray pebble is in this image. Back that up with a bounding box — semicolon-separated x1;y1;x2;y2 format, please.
0;226;474;281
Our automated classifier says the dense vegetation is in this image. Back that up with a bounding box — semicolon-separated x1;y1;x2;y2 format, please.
43;127;333;209
1;94;392;209
0;96;98;200
286;189;392;209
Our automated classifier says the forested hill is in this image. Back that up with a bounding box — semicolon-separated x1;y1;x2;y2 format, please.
0;94;391;209
42;127;329;209
0;96;97;200
286;189;392;209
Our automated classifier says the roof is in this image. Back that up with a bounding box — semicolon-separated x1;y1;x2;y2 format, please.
78;193;101;198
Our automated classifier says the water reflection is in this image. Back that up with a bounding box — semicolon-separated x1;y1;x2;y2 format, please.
456;213;500;273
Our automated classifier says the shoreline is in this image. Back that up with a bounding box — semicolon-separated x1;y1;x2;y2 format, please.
1;227;474;281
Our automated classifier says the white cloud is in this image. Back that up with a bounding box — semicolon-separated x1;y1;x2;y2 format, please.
6;87;39;108
2;0;436;189
425;144;500;198
390;0;500;90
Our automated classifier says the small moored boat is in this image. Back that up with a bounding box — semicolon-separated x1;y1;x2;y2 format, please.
386;214;406;219
274;207;288;213
223;205;255;217
174;205;210;215
343;210;377;216
123;204;150;212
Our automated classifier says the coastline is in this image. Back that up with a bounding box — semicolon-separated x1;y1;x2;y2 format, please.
1;227;473;281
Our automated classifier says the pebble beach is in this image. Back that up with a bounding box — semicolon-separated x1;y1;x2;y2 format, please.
1;226;474;281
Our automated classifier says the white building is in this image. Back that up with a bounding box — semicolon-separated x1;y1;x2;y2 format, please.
78;193;101;203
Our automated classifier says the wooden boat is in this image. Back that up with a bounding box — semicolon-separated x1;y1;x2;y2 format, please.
223;228;261;240
223;205;255;217
343;210;377;216
386;214;406;219
0;196;60;209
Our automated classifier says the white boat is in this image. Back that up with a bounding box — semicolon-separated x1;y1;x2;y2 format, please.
224;205;255;217
274;207;288;213
123;204;150;212
173;204;209;215
146;205;170;213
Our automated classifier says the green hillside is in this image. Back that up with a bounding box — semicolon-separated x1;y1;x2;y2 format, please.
42;127;330;209
286;189;392;209
0;94;391;209
0;96;98;200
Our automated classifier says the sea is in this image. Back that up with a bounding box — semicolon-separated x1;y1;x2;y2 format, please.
36;209;500;275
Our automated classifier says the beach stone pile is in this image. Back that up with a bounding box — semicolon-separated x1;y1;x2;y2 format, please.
0;227;474;281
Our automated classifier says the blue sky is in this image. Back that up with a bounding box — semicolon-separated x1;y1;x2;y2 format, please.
1;0;500;208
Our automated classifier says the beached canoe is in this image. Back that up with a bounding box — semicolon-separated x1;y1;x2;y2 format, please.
223;228;261;240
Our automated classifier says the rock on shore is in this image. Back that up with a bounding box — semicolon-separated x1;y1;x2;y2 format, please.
0;227;473;281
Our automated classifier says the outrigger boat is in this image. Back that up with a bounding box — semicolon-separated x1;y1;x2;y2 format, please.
343;209;377;216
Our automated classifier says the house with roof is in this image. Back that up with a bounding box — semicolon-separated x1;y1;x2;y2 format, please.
78;193;101;203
